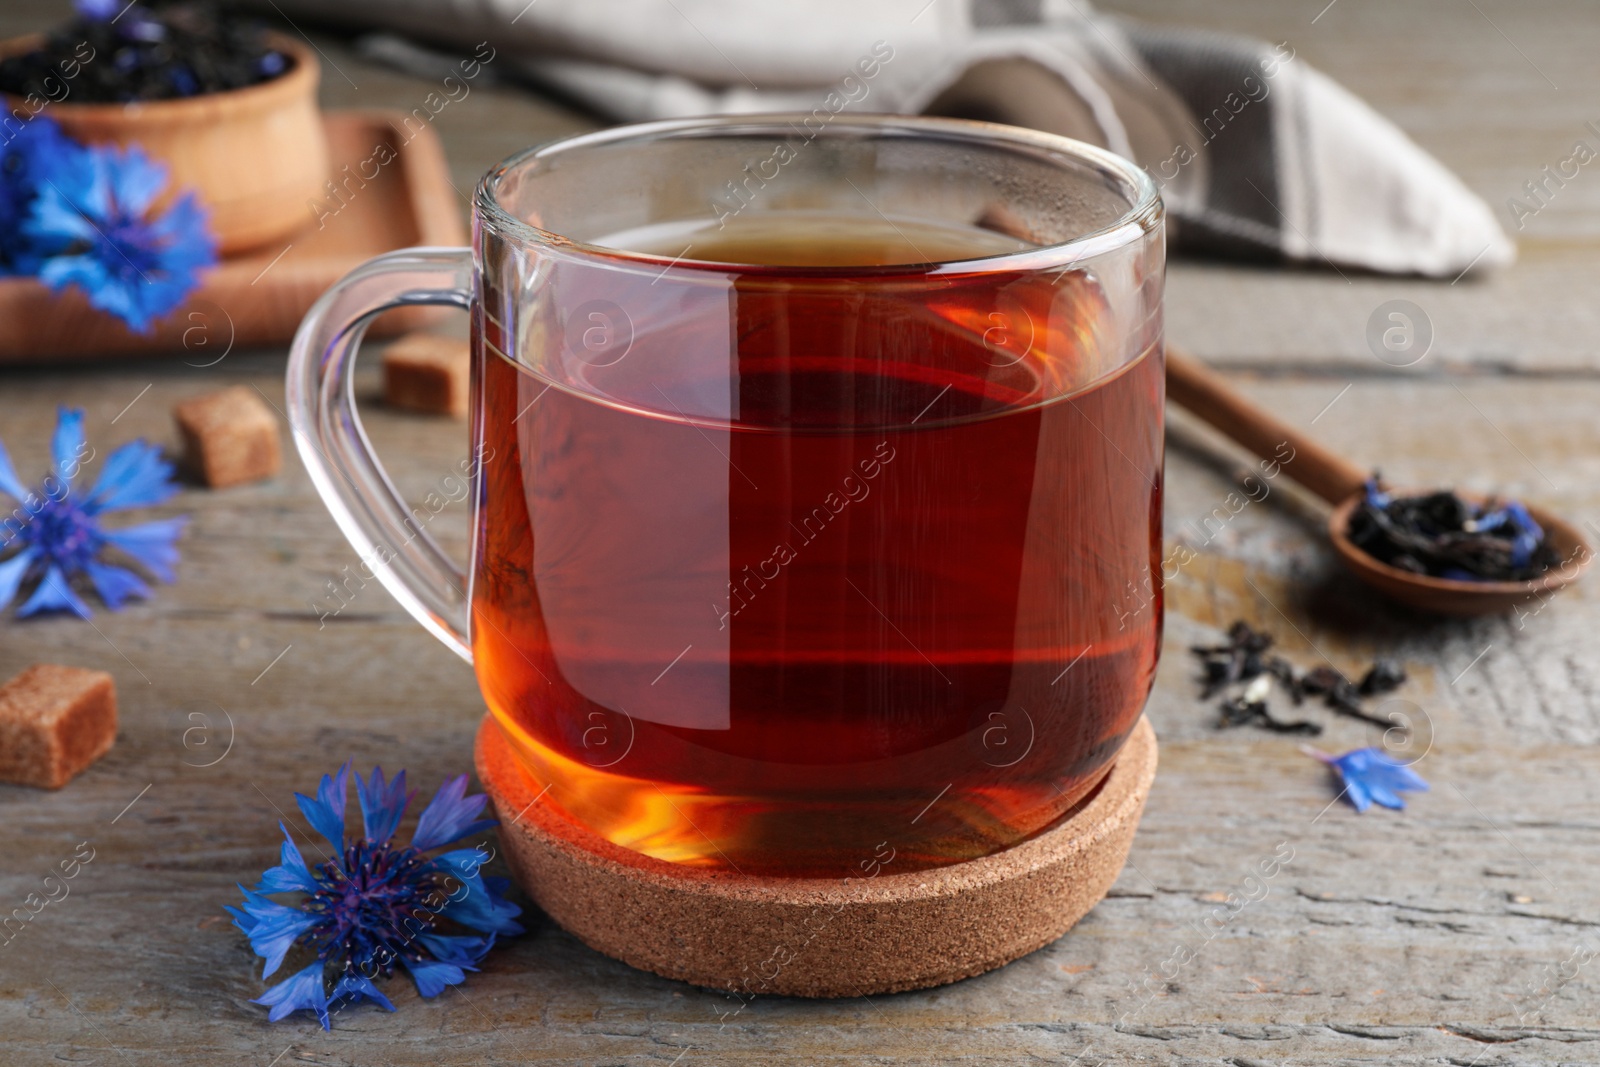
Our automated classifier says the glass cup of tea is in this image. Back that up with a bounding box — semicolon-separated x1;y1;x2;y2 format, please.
288;114;1164;879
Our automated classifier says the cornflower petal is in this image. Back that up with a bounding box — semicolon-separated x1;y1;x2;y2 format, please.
356;766;411;844
438;886;525;938
402;956;469;999
1504;501;1543;568
151;191;216;273
330;972;395;1012
1307;746;1429;813
222;903;255;936
256;824;321;895
107;145;168;218
73;0;122;20
294;762;350;855
427;846;491;882
235;886;323;978
83;559;149;610
17;564;91;618
87;440;179;512
50;406;85;487
254;960;330;1028
416;932;495;969
1364;782;1405;810
101;517;186;583
0;436;28;501
25;190;98;244
1;117;83;271
54;149;112;223
0;549;36;611
411;774;496;851
428;848;525;937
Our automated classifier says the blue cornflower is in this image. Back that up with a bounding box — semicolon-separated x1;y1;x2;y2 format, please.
1470;500;1544;569
1362;477;1392;509
1502;502;1544;568
0;116;81;275
116;7;168;44
24;141;215;334
1305;746;1430;812
168;65;199;97
73;0;124;20
228;764;524;1030
0;406;186;618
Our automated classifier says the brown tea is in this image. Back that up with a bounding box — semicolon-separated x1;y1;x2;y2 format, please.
472;213;1163;877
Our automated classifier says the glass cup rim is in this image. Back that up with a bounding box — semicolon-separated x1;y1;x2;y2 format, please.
475;112;1162;274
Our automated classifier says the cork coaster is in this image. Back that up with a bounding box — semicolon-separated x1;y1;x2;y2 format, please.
477;715;1158;998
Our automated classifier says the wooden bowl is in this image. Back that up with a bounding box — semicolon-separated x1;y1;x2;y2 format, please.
1327;490;1592;616
2;34;326;255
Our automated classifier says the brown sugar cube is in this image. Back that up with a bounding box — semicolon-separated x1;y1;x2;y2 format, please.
0;665;117;789
173;386;282;488
383;333;471;417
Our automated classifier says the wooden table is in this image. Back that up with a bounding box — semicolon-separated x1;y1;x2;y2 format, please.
3;2;1597;1063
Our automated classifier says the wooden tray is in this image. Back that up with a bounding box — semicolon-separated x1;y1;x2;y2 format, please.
0;109;466;363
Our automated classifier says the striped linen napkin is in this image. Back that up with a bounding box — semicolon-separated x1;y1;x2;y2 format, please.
279;0;1513;277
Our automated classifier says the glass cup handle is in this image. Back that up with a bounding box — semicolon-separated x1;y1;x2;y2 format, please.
285;247;476;663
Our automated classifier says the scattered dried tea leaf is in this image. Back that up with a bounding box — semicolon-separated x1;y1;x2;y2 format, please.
1191;621;1411;736
1359;659;1407;696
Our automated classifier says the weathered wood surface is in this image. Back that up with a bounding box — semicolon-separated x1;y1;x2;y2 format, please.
2;2;1599;1064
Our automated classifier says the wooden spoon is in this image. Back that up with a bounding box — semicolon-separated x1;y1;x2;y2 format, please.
1164;344;1591;616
